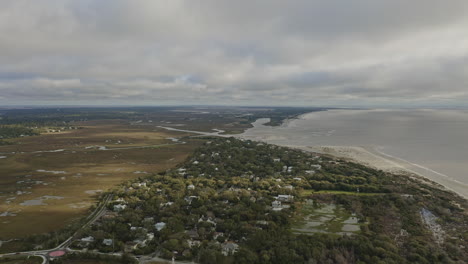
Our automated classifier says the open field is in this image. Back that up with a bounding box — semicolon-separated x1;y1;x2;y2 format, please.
0;120;203;240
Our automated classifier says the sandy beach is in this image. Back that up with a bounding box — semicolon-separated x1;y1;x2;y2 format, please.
239;111;468;200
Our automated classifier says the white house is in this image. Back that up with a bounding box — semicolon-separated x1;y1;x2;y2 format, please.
187;184;195;190
155;222;166;231
184;196;198;205
311;164;322;170
221;242;239;256
161;201;174;207
277;195;294;202
272;200;291;211
272;200;282;208
113;204;127;212
102;239;113;246
115;197;126;203
81;236;94;243
187;239;201;248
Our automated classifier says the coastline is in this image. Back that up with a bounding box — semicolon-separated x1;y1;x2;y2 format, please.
241;115;468;200
292;145;468;200
159;115;468;200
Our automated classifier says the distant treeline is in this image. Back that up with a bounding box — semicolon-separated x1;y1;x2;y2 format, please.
0;107;148;126
0;106;327;127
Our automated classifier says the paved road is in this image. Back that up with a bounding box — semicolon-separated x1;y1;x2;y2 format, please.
157;126;229;137
0;194;113;264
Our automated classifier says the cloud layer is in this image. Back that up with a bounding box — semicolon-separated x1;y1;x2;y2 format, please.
1;0;468;106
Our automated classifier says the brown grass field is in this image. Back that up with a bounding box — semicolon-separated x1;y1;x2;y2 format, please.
0;120;202;240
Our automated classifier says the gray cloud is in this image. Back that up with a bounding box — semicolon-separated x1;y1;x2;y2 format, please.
1;0;468;106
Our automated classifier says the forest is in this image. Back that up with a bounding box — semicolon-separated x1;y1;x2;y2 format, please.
60;137;467;264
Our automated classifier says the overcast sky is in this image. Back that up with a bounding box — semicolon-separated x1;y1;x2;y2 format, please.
1;1;468;107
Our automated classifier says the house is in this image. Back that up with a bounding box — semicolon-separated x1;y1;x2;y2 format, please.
184;196;198;205
272;200;282;208
187;239;201;248
187;184;195;190
283;185;294;190
113;204;127;212
213;232;224;240
198;216;217;226
305;170;315;175
221;242;239;256
81;236;94;243
311;164;322;170
155;222;166;231
143;217;154;223
161;201;174;207
273;158;281;162
102;239;113;246
193;161;199;165
277;195;294;202
287;166;293;173
271;200;290;211
293;177;302;181
115;197;126;203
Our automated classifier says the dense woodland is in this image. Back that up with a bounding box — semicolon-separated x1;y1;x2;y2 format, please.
61;137;467;264
0;126;38;139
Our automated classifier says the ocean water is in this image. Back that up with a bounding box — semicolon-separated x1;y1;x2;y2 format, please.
240;109;468;198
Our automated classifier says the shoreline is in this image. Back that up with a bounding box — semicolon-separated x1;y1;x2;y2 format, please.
242;114;468;200
159;116;468;200
292;145;468;200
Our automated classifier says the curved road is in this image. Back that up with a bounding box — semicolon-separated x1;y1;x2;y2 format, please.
0;194;113;264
